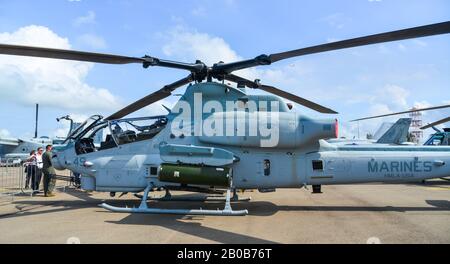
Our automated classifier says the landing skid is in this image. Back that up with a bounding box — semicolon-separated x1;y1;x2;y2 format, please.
101;185;248;216
134;189;251;202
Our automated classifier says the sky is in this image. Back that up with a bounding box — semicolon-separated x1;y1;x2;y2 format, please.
0;0;449;142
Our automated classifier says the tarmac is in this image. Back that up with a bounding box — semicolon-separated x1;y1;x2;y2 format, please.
0;179;449;244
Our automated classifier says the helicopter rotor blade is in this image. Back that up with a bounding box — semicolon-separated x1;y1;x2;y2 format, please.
350;104;450;122
105;74;193;120
269;21;450;63
258;85;338;114
0;44;204;72
0;44;143;64
212;21;450;74
224;74;338;114
222;74;259;88
421;116;450;130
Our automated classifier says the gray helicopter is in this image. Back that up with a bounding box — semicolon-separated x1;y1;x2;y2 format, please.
0;21;449;216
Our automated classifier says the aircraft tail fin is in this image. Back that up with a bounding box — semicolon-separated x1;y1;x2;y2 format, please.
376;118;412;144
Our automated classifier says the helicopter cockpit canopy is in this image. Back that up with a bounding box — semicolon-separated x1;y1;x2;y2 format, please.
63;115;103;144
71;115;167;155
109;116;167;145
424;132;450;146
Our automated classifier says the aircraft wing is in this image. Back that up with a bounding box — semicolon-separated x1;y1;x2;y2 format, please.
0;137;20;146
159;144;236;167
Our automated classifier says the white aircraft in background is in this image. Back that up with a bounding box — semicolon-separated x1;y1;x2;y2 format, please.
0;111;80;163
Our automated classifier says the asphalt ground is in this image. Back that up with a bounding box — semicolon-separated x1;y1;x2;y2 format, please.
0;178;449;244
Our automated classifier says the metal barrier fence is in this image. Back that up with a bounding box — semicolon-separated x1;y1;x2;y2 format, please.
0;158;24;198
0;158;74;199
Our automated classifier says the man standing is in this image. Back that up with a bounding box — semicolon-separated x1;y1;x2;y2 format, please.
34;147;44;193
42;145;56;197
25;150;36;189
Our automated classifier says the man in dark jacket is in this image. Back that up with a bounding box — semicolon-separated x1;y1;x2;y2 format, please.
42;144;56;197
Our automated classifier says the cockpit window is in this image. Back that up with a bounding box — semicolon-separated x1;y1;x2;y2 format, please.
110;116;167;146
424;134;445;146
72;115;167;154
75;122;116;155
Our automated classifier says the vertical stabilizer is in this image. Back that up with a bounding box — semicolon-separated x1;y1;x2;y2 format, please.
376;118;412;144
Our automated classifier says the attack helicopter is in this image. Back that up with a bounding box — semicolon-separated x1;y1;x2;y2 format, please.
1;21;450;216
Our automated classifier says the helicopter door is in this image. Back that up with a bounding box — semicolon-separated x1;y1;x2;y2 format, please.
256;154;297;187
256;155;272;179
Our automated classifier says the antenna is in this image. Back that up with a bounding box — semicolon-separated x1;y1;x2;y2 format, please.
34;103;39;138
56;115;74;137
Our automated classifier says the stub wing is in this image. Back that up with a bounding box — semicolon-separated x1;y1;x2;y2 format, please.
0;137;20;146
159;144;237;167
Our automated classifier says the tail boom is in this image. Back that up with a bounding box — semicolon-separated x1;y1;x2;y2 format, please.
306;145;450;185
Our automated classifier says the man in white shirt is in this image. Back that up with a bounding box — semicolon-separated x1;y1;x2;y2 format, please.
33;147;44;193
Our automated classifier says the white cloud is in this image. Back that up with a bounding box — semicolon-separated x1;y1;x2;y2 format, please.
328;84;413;140
159;25;330;103
412;101;433;111
160;25;282;84
77;33;107;49
73;11;96;27
162;25;241;65
344;84;411;138
373;84;409;111
0;25;121;112
160;25;266;84
0;128;11;138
